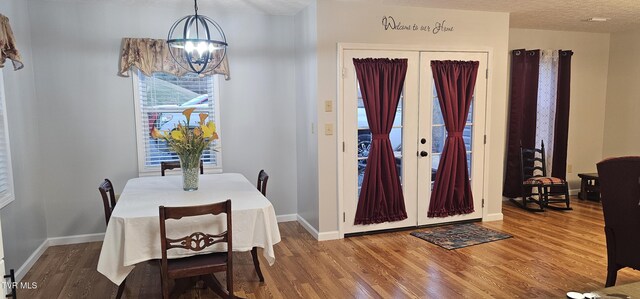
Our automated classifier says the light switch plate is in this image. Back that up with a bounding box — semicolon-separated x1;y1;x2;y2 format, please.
324;124;334;135
325;100;333;112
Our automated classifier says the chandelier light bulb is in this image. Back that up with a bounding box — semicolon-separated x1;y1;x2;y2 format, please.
185;41;195;53
197;42;208;55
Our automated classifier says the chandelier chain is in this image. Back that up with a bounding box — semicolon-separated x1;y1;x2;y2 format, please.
194;0;198;16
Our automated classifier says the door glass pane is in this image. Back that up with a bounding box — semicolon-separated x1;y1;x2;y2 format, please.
431;82;474;187
431;153;440;190
393;95;403;127
390;127;402;182
357;82;404;194
464;124;472;152
432;102;444;125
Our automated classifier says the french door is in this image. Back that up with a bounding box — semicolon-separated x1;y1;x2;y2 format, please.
342;49;488;234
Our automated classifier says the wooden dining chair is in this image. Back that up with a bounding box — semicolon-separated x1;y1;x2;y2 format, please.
160;160;204;176
98;179;117;226
97;178;126;299
159;200;234;299
250;170;269;282
256;170;269;196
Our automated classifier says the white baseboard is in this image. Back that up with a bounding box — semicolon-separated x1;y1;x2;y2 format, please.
47;233;105;247
317;231;340;241
570;189;579;196
483;212;504;222
296;215;340;241
297;215;319;239
14;233;105;282
14;239;48;282
276;214;297;223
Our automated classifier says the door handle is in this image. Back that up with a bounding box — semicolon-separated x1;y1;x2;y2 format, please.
420;151;429;157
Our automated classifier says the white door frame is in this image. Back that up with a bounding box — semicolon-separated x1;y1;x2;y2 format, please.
337;43;495;238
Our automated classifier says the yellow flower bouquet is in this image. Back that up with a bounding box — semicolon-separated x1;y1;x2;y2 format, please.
150;108;218;190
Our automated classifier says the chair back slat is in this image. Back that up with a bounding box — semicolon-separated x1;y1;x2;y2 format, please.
257;170;269;196
98;178;117;226
166;231;228;251
162;202;228;219
520;141;548;180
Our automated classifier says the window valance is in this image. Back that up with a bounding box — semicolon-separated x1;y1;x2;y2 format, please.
118;38;230;80
0;14;24;71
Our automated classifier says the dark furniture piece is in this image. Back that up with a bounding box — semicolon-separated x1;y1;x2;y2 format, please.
159;200;234;298
510;141;571;211
98;179;126;299
256;170;269;197
578;172;600;201
160;160;204;176
597;156;640;287
98;179;117;226
250;170;269;283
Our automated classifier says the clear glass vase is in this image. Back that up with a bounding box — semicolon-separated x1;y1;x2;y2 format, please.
179;153;200;191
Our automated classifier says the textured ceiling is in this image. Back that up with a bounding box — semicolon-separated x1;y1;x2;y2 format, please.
32;0;640;32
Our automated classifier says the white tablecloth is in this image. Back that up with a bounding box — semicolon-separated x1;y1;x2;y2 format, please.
97;173;281;285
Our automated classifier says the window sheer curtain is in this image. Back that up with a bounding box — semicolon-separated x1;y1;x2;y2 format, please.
536;50;559;173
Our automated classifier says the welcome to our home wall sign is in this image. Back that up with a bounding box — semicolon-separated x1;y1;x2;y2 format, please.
382;16;454;34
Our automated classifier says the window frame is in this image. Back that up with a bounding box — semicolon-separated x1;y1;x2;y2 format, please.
0;70;15;209
131;70;223;176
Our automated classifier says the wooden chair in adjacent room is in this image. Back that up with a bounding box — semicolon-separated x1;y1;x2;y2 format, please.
158;200;234;299
98;178;126;299
248;170;269;283
597;156;640;287
510;141;572;212
160;160;204;176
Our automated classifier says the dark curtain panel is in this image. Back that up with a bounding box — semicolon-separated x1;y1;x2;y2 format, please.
353;58;408;225
428;60;479;217
503;50;540;198
551;50;573;179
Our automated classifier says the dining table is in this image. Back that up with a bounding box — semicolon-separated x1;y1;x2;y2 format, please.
97;173;281;285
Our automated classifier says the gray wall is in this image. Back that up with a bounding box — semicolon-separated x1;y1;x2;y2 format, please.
25;1;298;238
0;0;48;273
294;2;319;230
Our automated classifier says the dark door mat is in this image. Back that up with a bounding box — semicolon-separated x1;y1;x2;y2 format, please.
410;223;512;250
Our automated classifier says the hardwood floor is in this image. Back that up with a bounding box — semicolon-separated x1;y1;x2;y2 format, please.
18;199;640;298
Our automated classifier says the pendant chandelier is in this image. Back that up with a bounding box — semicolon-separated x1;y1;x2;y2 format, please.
167;0;227;75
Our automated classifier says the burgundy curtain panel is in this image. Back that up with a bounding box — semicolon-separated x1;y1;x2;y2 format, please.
353;58;408;225
428;60;479;217
551;50;573;180
503;49;540;198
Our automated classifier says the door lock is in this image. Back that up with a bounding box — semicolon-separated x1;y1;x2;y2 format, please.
420;138;427;144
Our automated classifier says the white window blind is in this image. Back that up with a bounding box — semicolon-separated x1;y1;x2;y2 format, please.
133;70;221;174
0;70;14;208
